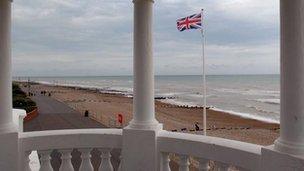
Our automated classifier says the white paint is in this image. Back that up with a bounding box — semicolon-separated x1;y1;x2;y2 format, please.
274;0;304;155
29;151;40;171
20;129;122;151
13;109;26;132
59;149;74;171
0;0;15;133
122;129;160;171
79;148;94;171
98;148;114;171
161;152;171;171
178;155;190;171
0;1;18;171
158;131;262;170
38;150;53;171
128;0;160;130
198;158;209;171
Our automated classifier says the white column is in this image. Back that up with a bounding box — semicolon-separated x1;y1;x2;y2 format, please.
274;0;304;155
129;0;159;130
122;1;162;170
0;0;14;132
0;1;18;171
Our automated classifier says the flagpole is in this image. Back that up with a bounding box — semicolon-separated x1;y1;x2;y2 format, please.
200;9;207;136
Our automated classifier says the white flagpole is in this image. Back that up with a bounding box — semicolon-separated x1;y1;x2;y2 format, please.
200;9;207;136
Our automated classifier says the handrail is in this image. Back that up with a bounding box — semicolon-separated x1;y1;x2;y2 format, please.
20;129;123;151
158;131;262;170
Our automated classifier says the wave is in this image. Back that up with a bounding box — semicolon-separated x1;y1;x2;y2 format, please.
246;105;279;115
160;98;279;124
255;99;280;105
212;107;279;124
160;99;198;107
215;88;279;97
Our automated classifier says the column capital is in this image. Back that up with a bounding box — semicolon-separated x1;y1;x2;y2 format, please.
133;0;154;3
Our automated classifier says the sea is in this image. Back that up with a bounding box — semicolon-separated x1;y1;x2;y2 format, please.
14;75;280;124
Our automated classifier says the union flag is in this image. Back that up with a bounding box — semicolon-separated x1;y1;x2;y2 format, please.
177;10;203;32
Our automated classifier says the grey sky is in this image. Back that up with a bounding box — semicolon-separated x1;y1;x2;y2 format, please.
12;0;280;76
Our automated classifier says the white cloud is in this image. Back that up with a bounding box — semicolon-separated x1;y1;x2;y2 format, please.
12;0;279;76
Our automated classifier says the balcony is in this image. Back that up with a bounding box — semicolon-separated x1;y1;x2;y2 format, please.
1;0;304;170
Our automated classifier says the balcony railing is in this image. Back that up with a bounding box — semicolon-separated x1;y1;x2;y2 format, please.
158;131;261;171
18;128;264;171
19;129;122;171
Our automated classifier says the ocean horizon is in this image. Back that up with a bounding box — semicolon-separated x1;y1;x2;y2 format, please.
14;74;280;124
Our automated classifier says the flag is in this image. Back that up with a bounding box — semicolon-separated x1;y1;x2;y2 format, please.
177;11;203;32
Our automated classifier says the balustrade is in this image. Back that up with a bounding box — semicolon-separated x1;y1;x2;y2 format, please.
20;129;122;171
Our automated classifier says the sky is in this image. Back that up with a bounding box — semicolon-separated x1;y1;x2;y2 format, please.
12;0;280;76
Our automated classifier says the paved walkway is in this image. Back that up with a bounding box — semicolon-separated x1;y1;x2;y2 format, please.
24;93;119;171
24;94;105;131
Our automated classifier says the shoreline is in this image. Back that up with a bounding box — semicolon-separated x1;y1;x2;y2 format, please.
22;80;280;125
19;82;280;145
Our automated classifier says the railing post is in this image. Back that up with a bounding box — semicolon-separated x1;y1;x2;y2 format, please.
275;0;304;156
178;155;190;171
0;0;18;171
161;153;171;171
79;148;93;171
198;158;209;171
59;149;74;171
122;0;162;170
39;150;54;171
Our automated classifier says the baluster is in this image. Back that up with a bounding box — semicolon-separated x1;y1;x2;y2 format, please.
24;151;31;171
198;158;209;171
178;154;190;171
79;148;93;171
38;150;53;171
215;161;229;171
98;148;114;171
59;149;74;171
117;155;122;171
161;152;171;171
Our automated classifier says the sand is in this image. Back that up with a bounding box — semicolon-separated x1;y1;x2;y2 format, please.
24;83;279;146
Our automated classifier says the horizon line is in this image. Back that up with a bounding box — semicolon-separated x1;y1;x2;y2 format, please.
13;73;280;78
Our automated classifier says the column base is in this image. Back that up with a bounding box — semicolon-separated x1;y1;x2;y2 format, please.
122;127;162;171
0;131;18;171
274;137;304;156
261;145;304;171
128;119;163;130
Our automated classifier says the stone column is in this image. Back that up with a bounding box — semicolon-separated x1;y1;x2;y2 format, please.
0;0;13;132
122;0;162;170
275;0;304;155
0;1;18;171
128;0;160;130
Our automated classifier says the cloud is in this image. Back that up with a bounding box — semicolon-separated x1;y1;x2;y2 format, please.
12;0;279;76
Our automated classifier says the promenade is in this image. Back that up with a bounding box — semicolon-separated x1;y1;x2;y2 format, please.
23;92;120;171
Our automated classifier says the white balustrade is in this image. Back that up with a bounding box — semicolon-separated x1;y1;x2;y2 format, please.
178;155;190;171
24;151;31;171
79;148;94;171
158;131;262;171
38;150;53;171
215;161;229;171
117;155;122;171
198;158;209;171
98;148;114;171
161;152;171;171
59;149;74;171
